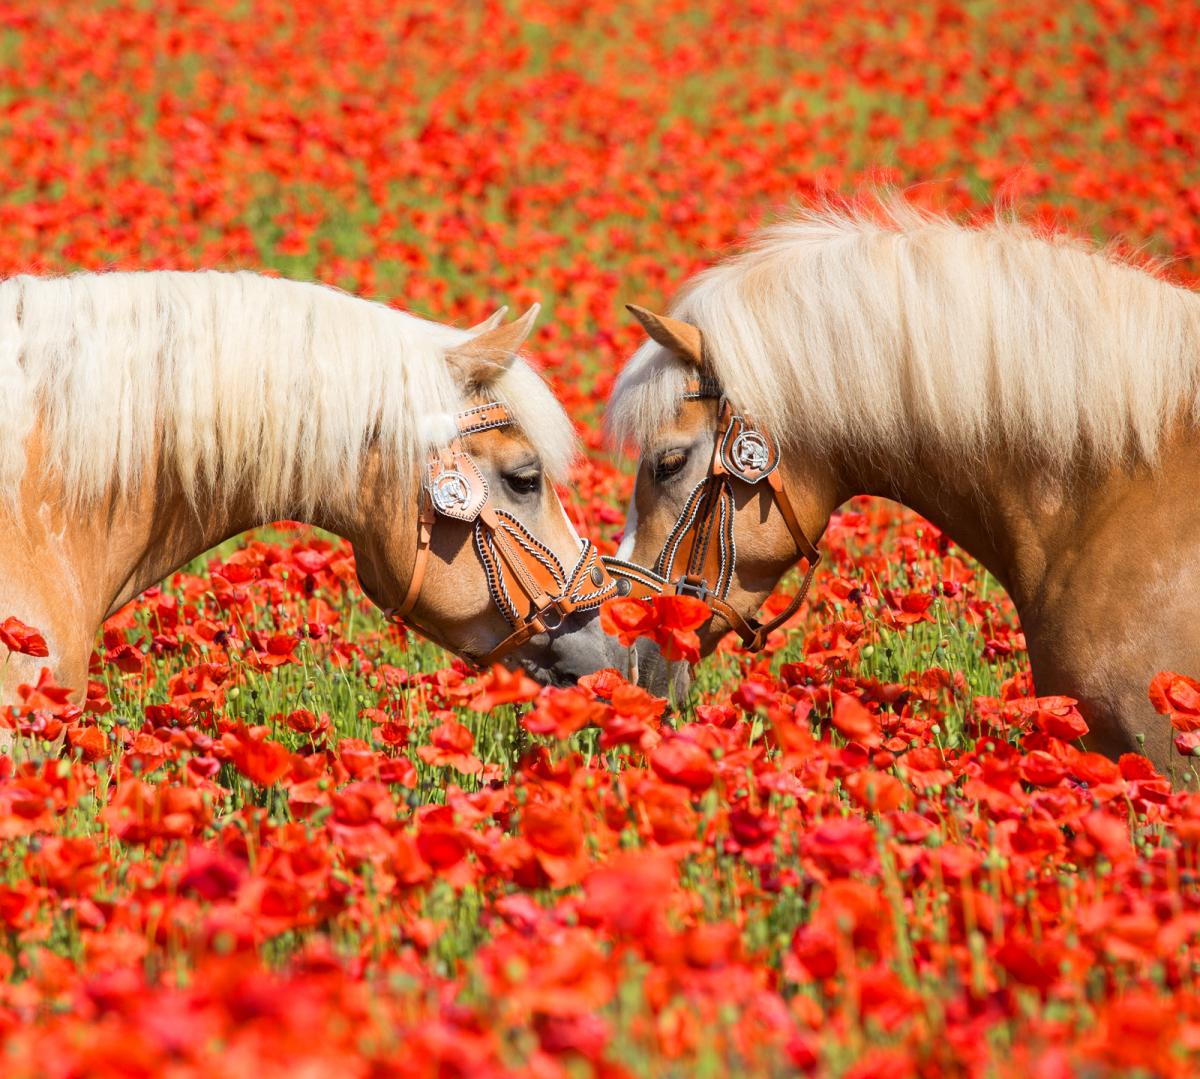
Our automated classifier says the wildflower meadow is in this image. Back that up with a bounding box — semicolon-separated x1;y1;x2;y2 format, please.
2;2;1200;1076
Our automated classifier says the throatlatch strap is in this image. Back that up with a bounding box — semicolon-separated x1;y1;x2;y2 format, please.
394;493;438;620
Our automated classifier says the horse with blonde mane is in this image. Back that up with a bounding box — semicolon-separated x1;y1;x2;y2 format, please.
0;270;625;727
603;203;1200;776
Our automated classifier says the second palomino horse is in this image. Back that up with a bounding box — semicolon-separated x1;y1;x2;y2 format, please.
0;271;627;725
603;204;1200;776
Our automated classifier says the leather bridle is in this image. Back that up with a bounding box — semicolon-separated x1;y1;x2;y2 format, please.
389;402;619;666
602;378;821;653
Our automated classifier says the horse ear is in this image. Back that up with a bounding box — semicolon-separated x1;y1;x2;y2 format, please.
468;305;508;332
627;304;704;368
447;303;540;389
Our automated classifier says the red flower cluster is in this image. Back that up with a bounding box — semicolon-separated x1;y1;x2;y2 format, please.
2;0;1200;1074
600;594;711;662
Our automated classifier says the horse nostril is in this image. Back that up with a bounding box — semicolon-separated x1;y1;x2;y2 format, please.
590;565;605;587
616;578;632;597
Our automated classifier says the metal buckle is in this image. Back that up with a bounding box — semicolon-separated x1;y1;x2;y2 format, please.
533;598;568;632
674;576;712;603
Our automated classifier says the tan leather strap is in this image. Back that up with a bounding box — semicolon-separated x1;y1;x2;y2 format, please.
393;494;437;620
767;469;821;566
455;401;515;437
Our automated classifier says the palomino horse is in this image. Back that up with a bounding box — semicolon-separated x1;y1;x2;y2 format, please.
603;204;1200;776
0;270;625;722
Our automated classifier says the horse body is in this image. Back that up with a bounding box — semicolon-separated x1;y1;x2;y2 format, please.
607;203;1200;775
0;270;620;724
849;430;1200;773
0;426;279;699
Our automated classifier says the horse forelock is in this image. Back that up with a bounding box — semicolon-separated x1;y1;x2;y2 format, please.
0;271;575;517
609;200;1200;475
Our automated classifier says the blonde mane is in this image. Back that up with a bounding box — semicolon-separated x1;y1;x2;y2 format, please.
0;270;575;515
609;203;1200;473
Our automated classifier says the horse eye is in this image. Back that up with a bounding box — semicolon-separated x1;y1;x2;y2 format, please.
654;450;689;481
503;466;542;496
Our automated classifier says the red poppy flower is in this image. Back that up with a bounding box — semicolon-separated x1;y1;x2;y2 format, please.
522;798;586;886
416;720;483;775
223;726;293;787
523;687;606;739
831;692;882;748
0;616;49;657
17;668;75;714
598;597;657;647
470;664;542;711
651;737;715;793
1031;695;1089;740
1149;671;1200;732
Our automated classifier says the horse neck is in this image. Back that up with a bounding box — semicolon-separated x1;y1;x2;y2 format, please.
54;450;407;625
846;451;1069;607
837;433;1197;614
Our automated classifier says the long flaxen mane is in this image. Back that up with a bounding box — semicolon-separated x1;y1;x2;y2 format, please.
609;202;1200;473
0;270;575;516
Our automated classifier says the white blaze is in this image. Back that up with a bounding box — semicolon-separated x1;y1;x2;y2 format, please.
614;482;639;561
556;495;585;553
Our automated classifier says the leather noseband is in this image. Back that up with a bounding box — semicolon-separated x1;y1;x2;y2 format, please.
602;379;820;653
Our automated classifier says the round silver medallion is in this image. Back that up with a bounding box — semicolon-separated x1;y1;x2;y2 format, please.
731;430;770;473
430;469;471;514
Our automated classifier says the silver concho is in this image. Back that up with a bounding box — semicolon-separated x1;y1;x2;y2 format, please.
731;430;770;473
430;469;471;514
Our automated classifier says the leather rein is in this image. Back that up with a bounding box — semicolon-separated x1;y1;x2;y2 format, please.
602;378;821;653
388;402;619;666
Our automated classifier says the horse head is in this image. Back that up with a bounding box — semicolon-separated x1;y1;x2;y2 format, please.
598;304;830;698
350;306;630;685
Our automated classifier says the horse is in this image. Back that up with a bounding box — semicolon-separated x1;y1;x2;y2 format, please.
601;202;1200;776
0;269;625;727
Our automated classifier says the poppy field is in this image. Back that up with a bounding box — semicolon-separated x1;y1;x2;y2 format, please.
4;1;1200;1076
